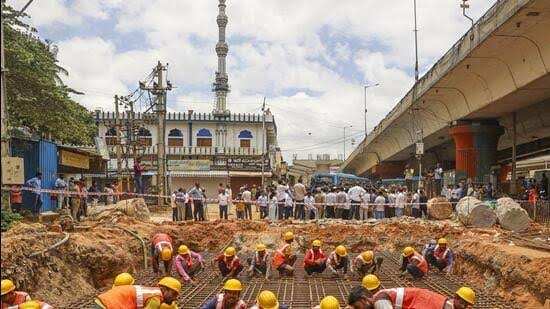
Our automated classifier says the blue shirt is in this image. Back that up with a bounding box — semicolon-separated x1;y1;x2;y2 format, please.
26;177;41;194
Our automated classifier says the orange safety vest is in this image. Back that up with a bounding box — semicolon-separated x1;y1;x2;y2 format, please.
214;294;247;309
152;233;173;252
97;285;163;309
433;246;450;260
2;291;31;309
410;252;428;274
373;287;449;309
272;244;290;268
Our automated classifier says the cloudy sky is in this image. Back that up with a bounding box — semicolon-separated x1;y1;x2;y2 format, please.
9;0;496;160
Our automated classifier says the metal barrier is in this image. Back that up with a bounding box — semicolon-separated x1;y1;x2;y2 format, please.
519;200;550;224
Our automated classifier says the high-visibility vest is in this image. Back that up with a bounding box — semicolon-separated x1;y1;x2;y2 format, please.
254;251;268;265
152;233;173;252
433;246;450;260
410;252;428;274
272;244;290;268
2;291;31;309
373;287;449;309
97;285;163;309
304;249;325;267
214;294;247;309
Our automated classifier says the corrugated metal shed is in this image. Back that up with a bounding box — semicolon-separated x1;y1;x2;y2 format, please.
39;140;58;212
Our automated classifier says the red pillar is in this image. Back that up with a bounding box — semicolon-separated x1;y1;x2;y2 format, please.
449;125;476;181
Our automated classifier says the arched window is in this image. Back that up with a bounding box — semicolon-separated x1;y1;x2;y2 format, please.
105;127;117;145
196;128;212;147
137;127;152;146
168;128;184;147
238;130;253;148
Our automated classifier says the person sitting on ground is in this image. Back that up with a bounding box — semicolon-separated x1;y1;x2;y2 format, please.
304;239;327;276
17;300;53;309
313;295;341;309
347;285;370;309
250;290;289;309
112;273;135;287
200;279;247;309
400;246;428;279
425;238;454;274
327;245;350;277
1;279;31;308
95;277;181;309
214;247;243;278
352;250;383;277
150;233;173;276
247;243;271;279
272;232;297;277
174;245;204;284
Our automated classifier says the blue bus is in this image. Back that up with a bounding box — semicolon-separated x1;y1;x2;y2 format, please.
310;172;371;189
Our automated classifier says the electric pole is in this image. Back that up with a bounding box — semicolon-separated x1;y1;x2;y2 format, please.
261;97;266;190
413;0;419;82
114;95;122;185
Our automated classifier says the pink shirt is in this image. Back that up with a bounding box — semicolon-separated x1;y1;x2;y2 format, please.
173;251;203;281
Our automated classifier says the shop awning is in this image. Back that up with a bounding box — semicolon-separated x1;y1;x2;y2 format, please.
229;171;272;177
169;171;229;178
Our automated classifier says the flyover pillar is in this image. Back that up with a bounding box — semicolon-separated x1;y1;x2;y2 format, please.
449;120;504;183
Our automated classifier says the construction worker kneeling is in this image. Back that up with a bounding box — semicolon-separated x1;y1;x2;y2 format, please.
247;243;271;278
352;250;383;277
327;245;349;277
174;245;204;284
423;238;454;274
95;277;181;309
304;240;327;276
151;233;174;276
200;279;246;309
214;246;244;278
400;246;428;279
1;279;31;308
250;290;289;309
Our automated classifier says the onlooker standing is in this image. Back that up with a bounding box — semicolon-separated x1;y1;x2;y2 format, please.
404;165;414;192
68;178;81;221
335;187;347;219
78;179;88;218
314;188;326;219
188;183;205;221
242;186;253;220
340;188;351;220
442;184;452;201
88;181;100;207
9;184;23;213
293;179;307;220
434;163;443;196
360;189;370;220
226;184;233;208
374;191;386;219
170;190;178;221
25;172;42;217
411;190;421;218
218;190;229;220
485;183;493;200
105;183;114;205
304;191;317;220
276;180;288;219
235;193;245;220
325;187;337;219
177;188;191;221
257;190;269;219
347;185;366;220
419;189;428;218
284;189;294;219
395;188;406;217
268;190;278;221
387;189;396;218
54;174;67;209
218;183;226;194
133;158;144;195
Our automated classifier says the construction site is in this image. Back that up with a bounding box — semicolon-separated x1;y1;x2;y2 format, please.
1;197;549;308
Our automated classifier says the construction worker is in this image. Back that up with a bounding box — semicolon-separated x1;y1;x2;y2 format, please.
250;290;289;309
214;246;244;278
272;232;297;277
303;240;327;275
361;274;381;296
200;279;247;309
151;233;174;275
400;246;428;279
313;296;341;309
247;243;271;279
17;301;53;309
1;279;31;308
352;250;383;277
425;238;454;274
95;277;181;309
174;245;204;284
113;272;135;287
347;286;370;309
326;245;349;277
363;285;476;309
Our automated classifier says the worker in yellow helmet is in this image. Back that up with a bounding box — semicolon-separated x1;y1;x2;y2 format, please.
352;250;383;277
362;286;475;309
272;232;297;277
304;240;327;276
313;296;341;309
327;245;349;277
201;279;246;309
174;245;204;284
95;277;181;309
400;246;428;279
250;290;289;309
17;300;53;309
1;279;31;308
347;285;370;309
113;272;135;287
213;246;244;278
247;243;272;279
151;233;174;275
423;238;454;274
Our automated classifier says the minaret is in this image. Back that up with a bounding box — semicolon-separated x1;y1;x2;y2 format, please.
213;0;230;116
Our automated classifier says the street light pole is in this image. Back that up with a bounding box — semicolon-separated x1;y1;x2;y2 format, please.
413;0;419;82
363;83;380;137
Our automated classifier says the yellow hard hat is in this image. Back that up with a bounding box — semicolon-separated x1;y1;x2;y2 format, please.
113;272;135;287
319;296;341;309
18;301;40;309
178;245;190;255
158;277;182;294
335;245;347;257
361;274;381;291
224;279;243;291
361;251;374;263
312;239;322;247
402;246;415;257
283;231;294;241
161;248;172;261
257;290;279;309
456;287;476;305
256;243;267;252
224;246;236;257
438;238;448;245
1;279;15;296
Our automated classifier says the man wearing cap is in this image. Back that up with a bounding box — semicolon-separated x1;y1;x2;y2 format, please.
400;247;428;279
272;232;297;277
214;247;243;278
95;277;181;309
174;245;204;284
425;238;454;274
1;279;31;308
150;233;173;275
304;240;327;276
327;245;350;277
201;279;247;309
352;251;383;277
247;244;271;279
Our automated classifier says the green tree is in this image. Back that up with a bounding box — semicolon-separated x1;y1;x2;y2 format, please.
2;3;96;145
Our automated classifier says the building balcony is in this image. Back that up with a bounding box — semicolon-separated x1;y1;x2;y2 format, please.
107;145;264;156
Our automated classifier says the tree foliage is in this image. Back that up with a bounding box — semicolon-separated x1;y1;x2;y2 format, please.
2;3;96;145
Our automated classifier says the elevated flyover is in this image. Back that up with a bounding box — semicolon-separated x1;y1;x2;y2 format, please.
342;0;550;184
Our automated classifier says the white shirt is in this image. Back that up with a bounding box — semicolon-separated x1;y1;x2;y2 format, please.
276;184;288;201
387;193;396;207
443;188;452;200
395;192;406;209
412;193;420;209
218;193;229;206
374;195;386;212
284;192;294;207
434;167;443;179
336;191;348;209
170;193;177;209
293;183;306;200
325;192;337;205
242;190;252;202
304;196;316;211
347;186;366;202
257;195;268;207
361;193;370;209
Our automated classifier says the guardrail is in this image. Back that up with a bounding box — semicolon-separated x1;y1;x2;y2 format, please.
519;200;550;224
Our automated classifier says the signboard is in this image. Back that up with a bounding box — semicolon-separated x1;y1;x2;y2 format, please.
329;166;340;174
60;150;90;169
213;156;269;171
1;157;24;184
108;158;134;171
416;142;424;155
94;137;110;160
168;159;211;171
